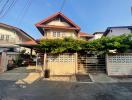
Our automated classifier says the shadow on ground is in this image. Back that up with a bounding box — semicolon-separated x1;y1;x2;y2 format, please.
0;67;132;100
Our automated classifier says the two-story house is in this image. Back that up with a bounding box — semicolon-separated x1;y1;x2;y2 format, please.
0;23;35;72
0;23;35;52
35;12;93;76
35;12;80;39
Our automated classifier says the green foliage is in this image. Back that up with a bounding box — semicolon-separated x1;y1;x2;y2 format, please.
20;49;26;54
37;33;132;54
37;38;85;54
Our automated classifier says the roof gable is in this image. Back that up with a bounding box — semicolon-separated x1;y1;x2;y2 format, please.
0;23;35;41
35;12;80;35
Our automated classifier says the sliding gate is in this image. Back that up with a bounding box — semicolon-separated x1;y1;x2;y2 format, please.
78;54;106;74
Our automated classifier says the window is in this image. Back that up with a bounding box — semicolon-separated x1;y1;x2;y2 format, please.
53;32;61;37
6;35;10;40
0;34;10;40
0;35;4;40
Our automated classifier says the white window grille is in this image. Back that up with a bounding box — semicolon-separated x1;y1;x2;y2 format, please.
48;54;75;62
108;54;132;64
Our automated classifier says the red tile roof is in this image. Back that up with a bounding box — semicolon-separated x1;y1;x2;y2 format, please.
35;12;81;35
22;40;37;45
78;32;94;37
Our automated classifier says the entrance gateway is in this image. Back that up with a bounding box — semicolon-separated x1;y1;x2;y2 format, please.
78;54;106;74
38;53;106;76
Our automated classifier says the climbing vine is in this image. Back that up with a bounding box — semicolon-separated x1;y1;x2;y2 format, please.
37;33;132;54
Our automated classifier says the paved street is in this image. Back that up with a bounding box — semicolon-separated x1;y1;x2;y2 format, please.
0;67;132;100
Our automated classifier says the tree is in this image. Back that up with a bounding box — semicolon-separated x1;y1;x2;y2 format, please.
37;33;132;54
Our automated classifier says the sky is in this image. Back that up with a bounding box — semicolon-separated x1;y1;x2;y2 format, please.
0;0;132;39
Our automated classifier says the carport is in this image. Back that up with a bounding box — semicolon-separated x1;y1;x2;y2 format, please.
18;40;37;56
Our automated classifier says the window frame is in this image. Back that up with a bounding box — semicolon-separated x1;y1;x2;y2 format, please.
53;31;61;38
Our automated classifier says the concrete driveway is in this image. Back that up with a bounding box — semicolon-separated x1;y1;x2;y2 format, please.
0;67;132;100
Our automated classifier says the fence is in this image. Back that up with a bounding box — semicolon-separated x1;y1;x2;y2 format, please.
106;53;132;76
47;53;77;75
78;54;106;74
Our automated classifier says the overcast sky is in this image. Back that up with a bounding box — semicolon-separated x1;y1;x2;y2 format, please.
0;0;132;39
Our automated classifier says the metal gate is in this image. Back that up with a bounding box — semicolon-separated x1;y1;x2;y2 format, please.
78;54;106;74
0;54;1;66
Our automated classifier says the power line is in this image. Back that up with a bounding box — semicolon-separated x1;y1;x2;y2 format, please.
17;0;33;26
60;0;67;12
0;0;4;4
0;0;10;16
0;0;17;18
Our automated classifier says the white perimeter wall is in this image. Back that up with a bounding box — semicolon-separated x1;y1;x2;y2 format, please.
106;53;132;76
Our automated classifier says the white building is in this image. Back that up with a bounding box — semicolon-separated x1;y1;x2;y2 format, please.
103;26;132;36
93;32;104;39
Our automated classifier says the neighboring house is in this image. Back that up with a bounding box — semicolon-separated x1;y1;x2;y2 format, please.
0;23;35;72
93;32;104;39
103;26;132;36
0;23;35;53
78;32;94;41
103;26;132;76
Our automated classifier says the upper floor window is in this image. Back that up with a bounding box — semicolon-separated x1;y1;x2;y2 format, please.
0;34;10;40
53;32;60;37
0;35;4;40
6;35;10;40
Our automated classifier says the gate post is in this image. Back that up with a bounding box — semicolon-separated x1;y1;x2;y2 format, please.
1;52;7;72
43;53;47;70
75;52;78;75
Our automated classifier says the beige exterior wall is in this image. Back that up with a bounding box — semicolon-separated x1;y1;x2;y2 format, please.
0;27;31;44
0;27;35;54
46;20;70;27
48;62;76;75
42;20;78;39
43;29;77;39
47;53;77;75
0;27;20;44
106;53;132;76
